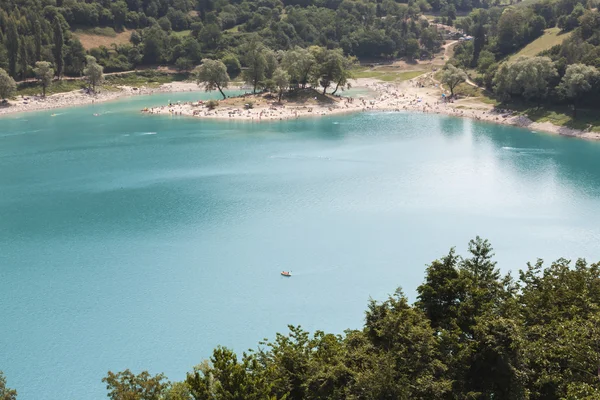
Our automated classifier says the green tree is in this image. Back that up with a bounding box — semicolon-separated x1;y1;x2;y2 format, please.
312;47;345;94
0;68;17;100
493;57;557;102
84;55;104;92
103;370;168;400
416;248;463;332
6;19;19;78
404;38;421;61
186;349;273;400
476;50;496;74
64;38;87;76
331;55;356;95
130;31;142;47
362;290;452;399
18;37;28;80
52;16;64;79
142;25;167;64
175;57;194;72
198;23;222;51
242;37;267;93
193;59;230;99
557;63;600;118
111;1;128;30
34;19;42;62
221;54;241;78
273;67;289;101
264;49;278;80
33;61;53;97
281;47;316;89
519;258;600;399
164;382;191;400
0;371;17;400
441;64;467;97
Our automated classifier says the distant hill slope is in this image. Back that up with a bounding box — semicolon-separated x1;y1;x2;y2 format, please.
508;27;572;61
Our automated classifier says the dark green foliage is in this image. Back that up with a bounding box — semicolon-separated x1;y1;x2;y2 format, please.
5;18;18;77
102;370;168;400
0;371;17;400
52;16;64;78
98;238;600;400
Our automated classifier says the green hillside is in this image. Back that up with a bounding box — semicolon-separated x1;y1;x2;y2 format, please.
509;27;573;61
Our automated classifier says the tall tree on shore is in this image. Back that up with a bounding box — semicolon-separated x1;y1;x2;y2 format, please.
273;68;290;101
242;37;267;94
314;48;346;95
281;47;316;89
441;64;467;97
34;61;53;97
6;18;19;78
0;68;17;100
557;63;600;118
52;16;64;79
83;56;104;92
331;55;356;95
193;59;230;99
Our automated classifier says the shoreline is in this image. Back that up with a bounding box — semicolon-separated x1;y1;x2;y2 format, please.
142;78;600;141
2;78;599;141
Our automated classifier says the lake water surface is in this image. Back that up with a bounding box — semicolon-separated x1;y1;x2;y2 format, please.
1;91;600;399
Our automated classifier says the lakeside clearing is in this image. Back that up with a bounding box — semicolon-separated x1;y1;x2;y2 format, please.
509;27;573;62
2;74;600;141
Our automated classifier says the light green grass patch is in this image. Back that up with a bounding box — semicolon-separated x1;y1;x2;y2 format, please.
509;28;572;61
73;27;117;37
353;68;426;82
508;103;600;132
172;30;191;38
103;71;188;88
224;25;241;33
17;79;87;96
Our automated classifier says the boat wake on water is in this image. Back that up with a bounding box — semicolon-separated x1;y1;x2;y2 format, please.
282;266;342;276
501;146;557;155
133;132;158;136
269;154;372;164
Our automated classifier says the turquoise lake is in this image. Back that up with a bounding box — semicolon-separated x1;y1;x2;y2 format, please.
1;90;600;399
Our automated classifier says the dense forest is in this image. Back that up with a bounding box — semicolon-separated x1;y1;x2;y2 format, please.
3;237;600;399
0;0;534;84
0;0;453;80
448;0;600;114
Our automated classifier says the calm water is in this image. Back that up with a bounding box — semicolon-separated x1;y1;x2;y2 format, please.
1;91;600;400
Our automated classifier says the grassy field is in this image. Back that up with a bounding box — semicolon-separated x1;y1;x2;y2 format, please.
523;107;600;131
104;71;187;87
224;24;242;33
172;30;191;38
500;99;600;131
15;71;188;96
509;28;572;61
353;68;426;82
74;28;133;50
17;79;87;96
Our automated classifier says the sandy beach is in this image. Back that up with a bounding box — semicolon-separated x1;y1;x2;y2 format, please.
0;82;210;116
142;76;600;141
2;77;599;141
